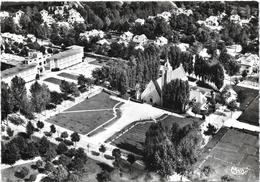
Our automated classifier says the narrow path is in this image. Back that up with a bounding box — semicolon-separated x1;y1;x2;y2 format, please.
62;108;113;114
224;118;260;132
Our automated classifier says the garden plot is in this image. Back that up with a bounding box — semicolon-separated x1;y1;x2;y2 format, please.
57;72;78;81
46;92;119;135
112;115;201;155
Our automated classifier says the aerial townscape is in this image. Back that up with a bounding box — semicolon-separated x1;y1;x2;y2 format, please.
1;1;259;182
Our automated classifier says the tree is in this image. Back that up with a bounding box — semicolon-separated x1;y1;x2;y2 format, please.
40;46;46;54
37;121;44;130
58;154;71;168
45;146;57;162
7;127;14;137
127;154;136;173
144;122;176;177
192;102;201;116
50;124;56;134
204;123;217;136
242;70;247;78
112;148;121;168
61;131;68;139
96;170;111;182
212;63;224;90
26;121;35;137
77;74;87;87
162;79;190;113
99;144;106;157
10;76;28;112
57;142;68;155
60;80;72;95
70;132;80;146
30;82;51;113
1;82;13;120
38;136;51;156
2;143;20;165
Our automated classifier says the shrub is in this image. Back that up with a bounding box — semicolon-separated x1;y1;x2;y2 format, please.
63;139;73;146
55;137;63;142
17;132;29;139
78;85;87;93
104;154;115;160
8;115;25;125
29;174;37;181
51;68;60;72
31;164;38;170
204;123;217;136
46;103;56;110
221;175;235;181
1;125;5;132
91;151;100;156
52;160;59;165
38;167;45;173
44;131;52;137
14;167;29;179
34;128;40;132
60;131;68;139
36;160;43;168
201;165;214;177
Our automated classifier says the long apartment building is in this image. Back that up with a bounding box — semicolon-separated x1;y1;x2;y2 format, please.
46;45;84;70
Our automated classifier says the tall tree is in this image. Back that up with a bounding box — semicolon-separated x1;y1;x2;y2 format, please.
70;132;80;147
162;79;190;113
10;76;28;112
144;122;176;177
1;82;13;120
26;121;35;137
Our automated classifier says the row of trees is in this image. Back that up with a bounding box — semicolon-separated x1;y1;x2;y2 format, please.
1;77;52;120
92;44;160;94
194;55;225;89
144;121;203;177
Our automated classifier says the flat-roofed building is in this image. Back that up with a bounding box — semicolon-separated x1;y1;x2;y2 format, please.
46;45;84;70
1;63;37;84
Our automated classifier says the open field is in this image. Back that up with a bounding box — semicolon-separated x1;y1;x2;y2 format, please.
238;95;259;126
44;77;62;85
46;92;119;134
197;128;259;181
57;72;79;80
112;115;202;155
2;161;39;182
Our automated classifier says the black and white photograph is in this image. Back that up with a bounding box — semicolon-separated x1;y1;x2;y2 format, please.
0;1;259;181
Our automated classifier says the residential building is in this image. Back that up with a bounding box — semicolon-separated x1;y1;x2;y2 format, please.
132;34;148;45
67;9;84;24
46;45;84;70
2;32;25;43
230;14;241;24
0;11;9;19
135;18;145;25
157;11;172;22
154;36;168;47
236;53;259;74
1;63;37;84
141;62;188;105
40;9;55;26
80;30;105;42
13;10;24;25
120;31;133;42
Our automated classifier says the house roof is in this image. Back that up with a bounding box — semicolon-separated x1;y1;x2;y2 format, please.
2;63;37;78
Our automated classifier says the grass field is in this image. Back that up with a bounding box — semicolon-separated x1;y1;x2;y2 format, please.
233;85;258;111
46;92;119;134
238;95;259;126
2;162;39;182
197;129;259;181
57;72;79;80
112;115;202;155
44;77;63;85
233;86;259;126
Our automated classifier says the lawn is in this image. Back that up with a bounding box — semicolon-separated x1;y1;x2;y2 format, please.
112;115;202;155
238;95;259;126
44;77;63;85
194;128;259;181
1;161;39;182
66;92;119;111
57;72;79;80
46;92;119;134
233;85;259;111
